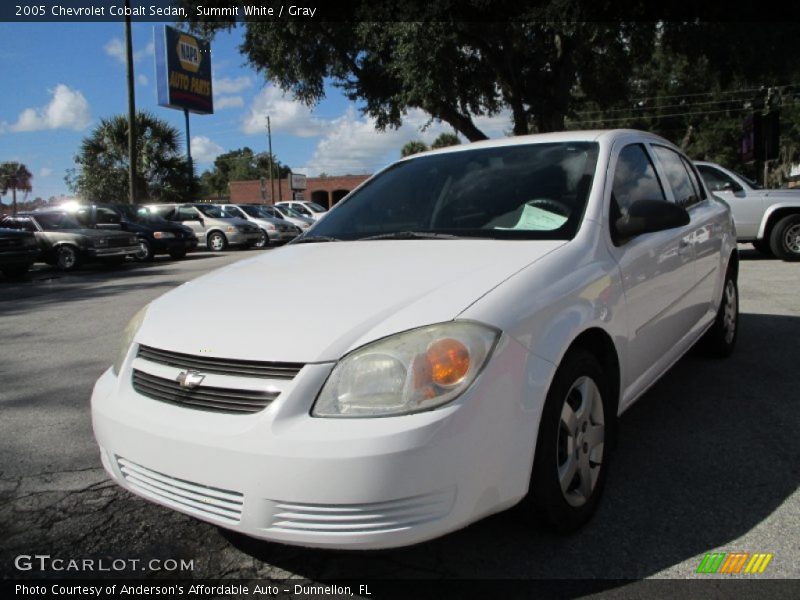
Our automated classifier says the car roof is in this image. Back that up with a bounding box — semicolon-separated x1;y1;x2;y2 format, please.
399;128;672;162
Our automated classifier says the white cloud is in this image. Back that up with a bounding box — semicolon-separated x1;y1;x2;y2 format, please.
9;85;91;132
299;107;459;176
241;86;330;138
104;38;154;64
191;136;223;163
215;76;252;94
39;167;53;177
215;96;244;110
137;74;148;86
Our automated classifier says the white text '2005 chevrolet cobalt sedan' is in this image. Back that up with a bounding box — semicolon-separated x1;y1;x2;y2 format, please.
92;130;738;549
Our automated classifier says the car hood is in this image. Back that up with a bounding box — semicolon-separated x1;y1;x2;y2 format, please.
137;239;566;363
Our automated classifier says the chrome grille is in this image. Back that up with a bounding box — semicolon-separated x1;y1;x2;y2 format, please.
117;457;243;524
137;345;303;379
132;369;278;414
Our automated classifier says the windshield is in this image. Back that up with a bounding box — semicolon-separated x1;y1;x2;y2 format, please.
306;202;327;213
733;170;763;190
258;206;283;219
280;206;306;219
220;205;246;219
196;205;228;218
238;205;264;218
34;212;84;230
309;142;599;241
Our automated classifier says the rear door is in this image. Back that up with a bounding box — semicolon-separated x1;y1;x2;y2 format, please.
605;142;698;396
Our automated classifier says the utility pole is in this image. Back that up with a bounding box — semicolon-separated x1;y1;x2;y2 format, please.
124;0;137;204
267;116;274;204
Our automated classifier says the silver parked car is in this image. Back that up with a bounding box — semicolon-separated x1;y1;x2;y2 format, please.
219;204;301;247
695;161;800;261
144;204;262;251
267;204;314;229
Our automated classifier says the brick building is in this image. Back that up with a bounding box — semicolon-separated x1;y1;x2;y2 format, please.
229;174;370;208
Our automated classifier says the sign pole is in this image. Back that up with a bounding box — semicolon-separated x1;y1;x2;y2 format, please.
184;108;193;189
124;1;137;204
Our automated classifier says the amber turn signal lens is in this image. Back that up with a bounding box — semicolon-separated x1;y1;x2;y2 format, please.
427;338;470;387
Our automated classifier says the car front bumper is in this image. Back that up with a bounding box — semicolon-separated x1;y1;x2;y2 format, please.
91;334;551;549
88;245;140;258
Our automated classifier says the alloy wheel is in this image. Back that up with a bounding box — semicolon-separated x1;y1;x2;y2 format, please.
784;223;800;254
56;246;77;270
723;279;738;344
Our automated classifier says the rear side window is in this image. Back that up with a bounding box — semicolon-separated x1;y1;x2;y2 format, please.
652;145;701;208
611;144;666;216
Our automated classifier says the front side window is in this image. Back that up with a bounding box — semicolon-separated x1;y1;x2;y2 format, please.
33;212;83;230
696;165;740;193
652;145;700;208
309;142;600;241
176;207;198;221
611;144;666;218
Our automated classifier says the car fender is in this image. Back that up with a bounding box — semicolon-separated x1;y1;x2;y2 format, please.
757;202;800;240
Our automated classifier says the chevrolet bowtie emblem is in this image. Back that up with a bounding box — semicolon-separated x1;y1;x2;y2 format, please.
176;370;205;389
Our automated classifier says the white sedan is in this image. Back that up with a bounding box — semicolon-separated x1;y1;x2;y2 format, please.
92;130;737;549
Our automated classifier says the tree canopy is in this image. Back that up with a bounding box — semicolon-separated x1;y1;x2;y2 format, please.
198;147;290;199
67;112;194;203
0;162;33;215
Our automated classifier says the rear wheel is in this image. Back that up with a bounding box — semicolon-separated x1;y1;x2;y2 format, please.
54;245;80;271
526;349;611;532
698;264;738;357
769;214;800;261
207;231;227;252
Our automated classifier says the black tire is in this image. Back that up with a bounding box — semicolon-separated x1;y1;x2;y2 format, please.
2;264;31;279
134;239;154;262
253;229;269;249
752;239;773;256
207;231;227;252
526;348;612;533
698;262;739;358
168;247;187;260
768;214;800;261
54;245;80;271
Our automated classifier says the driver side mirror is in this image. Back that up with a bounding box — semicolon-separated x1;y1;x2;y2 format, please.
614;199;690;242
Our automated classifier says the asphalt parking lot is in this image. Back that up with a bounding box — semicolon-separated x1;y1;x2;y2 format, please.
0;245;798;581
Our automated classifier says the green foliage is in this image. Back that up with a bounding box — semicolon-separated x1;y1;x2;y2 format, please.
0;162;33;214
401;140;428;157
67;112;194;203
430;133;461;149
198;147;290;199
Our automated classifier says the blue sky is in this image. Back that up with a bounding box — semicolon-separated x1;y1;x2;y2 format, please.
0;21;510;201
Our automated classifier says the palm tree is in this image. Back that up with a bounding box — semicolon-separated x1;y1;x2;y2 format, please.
0;162;33;215
401;140;428;157
69;112;193;203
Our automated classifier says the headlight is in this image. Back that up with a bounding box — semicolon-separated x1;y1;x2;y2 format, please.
112;304;149;375
312;321;499;418
93;238;108;248
153;231;175;239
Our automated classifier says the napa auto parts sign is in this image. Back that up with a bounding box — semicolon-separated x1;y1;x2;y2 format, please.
155;25;213;114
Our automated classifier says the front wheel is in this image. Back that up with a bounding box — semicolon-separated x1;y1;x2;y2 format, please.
54;245;80;271
526;349;611;532
769;214;800;261
207;232;227;252
253;229;269;249
134;239;154;262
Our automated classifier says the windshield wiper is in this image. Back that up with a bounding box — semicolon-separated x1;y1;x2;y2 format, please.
359;231;462;241
291;235;342;244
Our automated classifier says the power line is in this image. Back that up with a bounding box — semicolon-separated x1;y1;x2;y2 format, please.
569;106;750;126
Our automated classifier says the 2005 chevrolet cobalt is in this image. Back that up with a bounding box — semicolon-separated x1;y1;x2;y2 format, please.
92;130;738;549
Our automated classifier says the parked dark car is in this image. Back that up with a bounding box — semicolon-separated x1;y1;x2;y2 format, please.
0;212;140;271
0;227;40;279
60;203;198;261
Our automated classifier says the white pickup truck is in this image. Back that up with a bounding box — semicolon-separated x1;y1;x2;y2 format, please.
695;161;800;261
